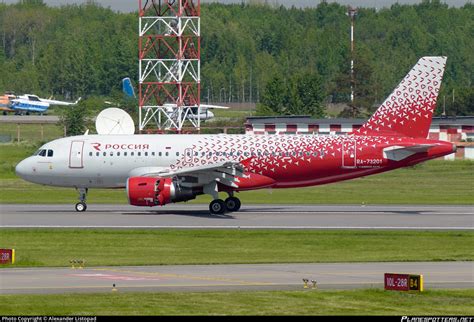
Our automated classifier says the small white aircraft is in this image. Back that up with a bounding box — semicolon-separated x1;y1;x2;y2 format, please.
122;77;229;122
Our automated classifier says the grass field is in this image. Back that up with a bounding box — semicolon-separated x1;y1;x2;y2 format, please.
0;229;472;267
0;123;63;144
0;289;472;315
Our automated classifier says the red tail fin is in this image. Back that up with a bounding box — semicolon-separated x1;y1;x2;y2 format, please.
352;56;447;138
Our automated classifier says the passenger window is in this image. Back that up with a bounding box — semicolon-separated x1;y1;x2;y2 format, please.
103;152;106;156
89;152;93;157
137;152;141;156
145;152;148;156
165;152;169;157
159;152;162;157
176;152;179;157
131;152;134;156
117;152;120;156
152;152;155;156
124;152;127;156
96;152;99;157
110;152;113;156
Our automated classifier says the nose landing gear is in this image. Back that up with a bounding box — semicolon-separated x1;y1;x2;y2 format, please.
75;188;88;212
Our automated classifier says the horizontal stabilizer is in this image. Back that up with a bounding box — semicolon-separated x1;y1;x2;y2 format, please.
383;144;435;161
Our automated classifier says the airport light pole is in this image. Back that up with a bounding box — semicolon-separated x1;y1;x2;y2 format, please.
347;6;358;117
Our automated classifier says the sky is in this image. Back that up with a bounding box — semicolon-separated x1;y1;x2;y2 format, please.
0;0;471;11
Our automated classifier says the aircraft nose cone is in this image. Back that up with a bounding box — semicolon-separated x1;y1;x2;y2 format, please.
15;159;30;179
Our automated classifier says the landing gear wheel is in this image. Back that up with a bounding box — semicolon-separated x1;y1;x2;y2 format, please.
225;197;241;212
75;202;87;212
209;199;226;215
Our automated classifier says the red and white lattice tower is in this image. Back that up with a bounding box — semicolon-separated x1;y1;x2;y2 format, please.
138;0;200;132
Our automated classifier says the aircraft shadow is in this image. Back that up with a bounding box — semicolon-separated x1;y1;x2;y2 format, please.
122;210;235;219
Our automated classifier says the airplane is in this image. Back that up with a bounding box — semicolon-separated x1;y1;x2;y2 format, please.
15;57;455;214
7;94;81;115
122;77;229;122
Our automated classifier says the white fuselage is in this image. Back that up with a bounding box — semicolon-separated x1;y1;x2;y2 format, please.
16;133;352;189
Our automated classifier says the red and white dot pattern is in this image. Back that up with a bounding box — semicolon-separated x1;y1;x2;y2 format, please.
353;56;446;138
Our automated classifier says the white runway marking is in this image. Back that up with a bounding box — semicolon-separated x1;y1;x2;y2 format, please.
1;225;473;230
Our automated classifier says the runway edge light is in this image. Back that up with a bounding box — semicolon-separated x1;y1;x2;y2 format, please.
0;249;15;264
384;273;424;292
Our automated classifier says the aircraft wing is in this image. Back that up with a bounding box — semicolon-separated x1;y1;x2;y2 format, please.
150;161;243;177
134;161;247;189
142;161;245;188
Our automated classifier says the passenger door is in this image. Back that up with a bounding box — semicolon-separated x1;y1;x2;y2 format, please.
69;141;84;168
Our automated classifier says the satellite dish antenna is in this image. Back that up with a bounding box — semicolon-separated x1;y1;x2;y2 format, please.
95;108;135;135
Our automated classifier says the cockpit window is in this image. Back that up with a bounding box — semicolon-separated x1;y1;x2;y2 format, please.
28;95;41;101
34;149;53;157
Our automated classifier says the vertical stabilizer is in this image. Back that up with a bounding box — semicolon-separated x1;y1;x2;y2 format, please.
353;56;447;138
122;77;136;98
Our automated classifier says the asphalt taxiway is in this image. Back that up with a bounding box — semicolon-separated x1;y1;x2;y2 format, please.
1;262;472;294
0;204;472;229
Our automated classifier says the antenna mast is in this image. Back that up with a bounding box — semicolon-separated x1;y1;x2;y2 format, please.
138;0;201;132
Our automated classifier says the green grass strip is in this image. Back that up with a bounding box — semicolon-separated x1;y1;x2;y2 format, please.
0;289;473;315
1;229;472;267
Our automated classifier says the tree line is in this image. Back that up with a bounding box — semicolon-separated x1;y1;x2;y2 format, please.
0;0;473;117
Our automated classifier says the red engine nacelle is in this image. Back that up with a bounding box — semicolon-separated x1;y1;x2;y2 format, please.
126;177;198;207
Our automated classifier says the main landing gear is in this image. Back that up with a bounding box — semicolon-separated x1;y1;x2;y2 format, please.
75;188;88;212
209;194;241;215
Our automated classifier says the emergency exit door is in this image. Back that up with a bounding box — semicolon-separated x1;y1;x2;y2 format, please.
69;141;84;168
342;139;356;168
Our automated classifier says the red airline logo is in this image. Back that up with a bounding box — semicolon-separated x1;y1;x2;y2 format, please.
91;143;150;151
